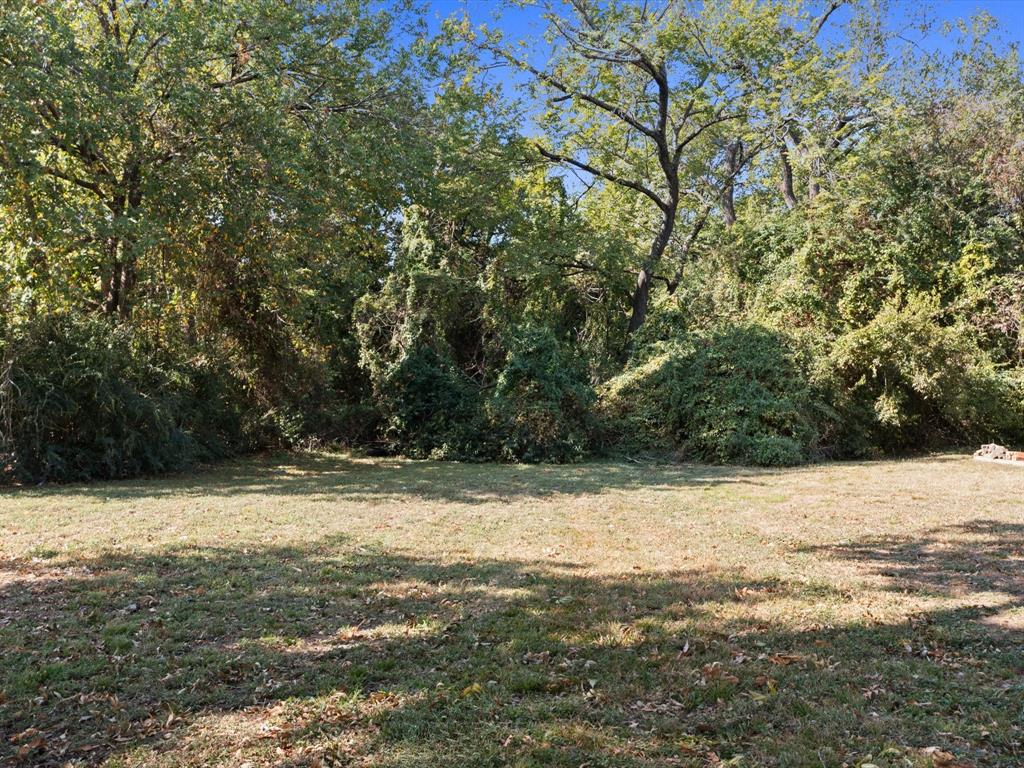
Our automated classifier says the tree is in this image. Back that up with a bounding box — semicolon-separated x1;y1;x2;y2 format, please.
475;0;850;337
0;0;409;318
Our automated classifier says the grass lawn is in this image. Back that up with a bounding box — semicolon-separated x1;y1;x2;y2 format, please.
1;454;1022;767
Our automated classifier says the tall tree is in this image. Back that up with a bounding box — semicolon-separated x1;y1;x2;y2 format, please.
476;0;849;337
0;0;410;319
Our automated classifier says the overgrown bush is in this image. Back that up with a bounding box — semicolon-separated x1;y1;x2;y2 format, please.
353;257;500;459
1;314;253;484
377;346;493;460
360;320;597;463
603;324;828;466
489;326;596;462
826;296;1024;451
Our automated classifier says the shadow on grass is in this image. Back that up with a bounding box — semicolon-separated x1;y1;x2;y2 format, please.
2;525;1022;766
802;520;1024;607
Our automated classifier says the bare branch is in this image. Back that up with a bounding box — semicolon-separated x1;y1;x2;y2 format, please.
810;1;843;39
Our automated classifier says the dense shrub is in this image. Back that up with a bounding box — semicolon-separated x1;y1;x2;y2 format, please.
365;325;597;463
602;324;828;466
826;297;1024;451
354;260;498;460
489;326;596;462
377;346;493;460
1;315;252;484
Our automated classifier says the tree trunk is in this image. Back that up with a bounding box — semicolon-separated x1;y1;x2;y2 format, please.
721;184;737;227
102;236;122;315
720;140;742;226
101;172;142;318
627;267;651;335
118;260;135;318
626;205;676;336
779;143;797;209
100;240;136;317
808;164;820;202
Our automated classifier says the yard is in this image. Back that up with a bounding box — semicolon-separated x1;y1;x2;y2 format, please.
1;454;1022;767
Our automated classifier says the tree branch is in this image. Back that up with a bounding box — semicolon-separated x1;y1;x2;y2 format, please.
673;110;744;164
482;42;658;141
210;70;259;90
536;143;668;211
42;167;105;198
665;207;711;293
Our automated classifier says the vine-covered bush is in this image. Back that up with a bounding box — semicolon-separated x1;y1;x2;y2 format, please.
1;315;253;483
377;346;493;460
827;296;1024;451
489;325;596;462
603;325;828;466
369;328;598;463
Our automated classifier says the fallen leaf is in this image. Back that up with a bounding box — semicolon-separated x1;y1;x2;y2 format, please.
9;727;40;744
920;747;972;768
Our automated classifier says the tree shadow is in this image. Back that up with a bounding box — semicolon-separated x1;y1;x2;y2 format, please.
803;520;1024;616
2;530;1022;766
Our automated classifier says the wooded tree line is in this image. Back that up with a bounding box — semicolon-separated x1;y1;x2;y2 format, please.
1;0;1022;482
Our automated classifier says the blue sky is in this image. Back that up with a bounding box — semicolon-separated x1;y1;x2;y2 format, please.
928;0;1024;36
421;0;1024;49
415;0;1023;128
417;0;1023;104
